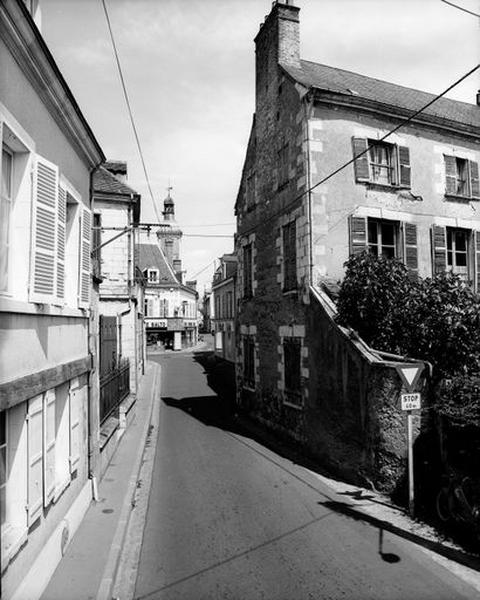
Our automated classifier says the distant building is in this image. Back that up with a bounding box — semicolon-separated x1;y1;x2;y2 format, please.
0;1;104;597
211;254;237;362
137;191;198;350
234;1;480;489
92;161;145;470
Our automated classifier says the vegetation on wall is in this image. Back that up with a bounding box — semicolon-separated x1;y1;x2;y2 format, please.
336;252;480;427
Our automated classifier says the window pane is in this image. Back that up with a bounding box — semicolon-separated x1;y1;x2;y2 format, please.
456;252;467;267
382;247;395;259
381;223;395;246
455;231;467;251
447;250;453;266
368;221;378;244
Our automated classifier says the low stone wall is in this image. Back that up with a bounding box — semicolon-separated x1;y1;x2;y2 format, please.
305;288;421;492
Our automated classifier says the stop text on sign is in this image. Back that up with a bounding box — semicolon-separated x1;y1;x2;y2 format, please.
401;392;421;411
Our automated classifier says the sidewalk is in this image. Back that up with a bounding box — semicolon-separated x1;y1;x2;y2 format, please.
40;361;161;600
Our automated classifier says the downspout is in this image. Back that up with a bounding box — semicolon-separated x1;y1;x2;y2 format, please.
88;163;102;498
129;200;139;393
303;90;314;288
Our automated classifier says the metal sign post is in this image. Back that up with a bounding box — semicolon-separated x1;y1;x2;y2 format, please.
396;364;424;519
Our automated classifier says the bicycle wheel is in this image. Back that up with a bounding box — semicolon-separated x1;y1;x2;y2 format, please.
436;488;450;522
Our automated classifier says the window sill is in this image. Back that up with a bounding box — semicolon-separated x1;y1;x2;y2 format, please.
1;525;28;572
0;297;87;318
444;194;476;203
283;395;303;410
365;182;410;192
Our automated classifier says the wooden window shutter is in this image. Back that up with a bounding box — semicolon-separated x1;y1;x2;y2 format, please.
78;205;91;309
27;394;44;526
56;185;66;302
29;155;59;303
398;146;411;188
431;225;447;274
69;383;80;473
444;155;457;195
352;138;370;182
349;216;367;255
469;161;480;199
43;389;55;506
403;222;418;276
474;231;480;293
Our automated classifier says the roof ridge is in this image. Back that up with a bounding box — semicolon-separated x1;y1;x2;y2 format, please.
299;59;478;109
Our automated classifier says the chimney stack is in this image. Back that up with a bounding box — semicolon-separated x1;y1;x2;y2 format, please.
477;90;480;107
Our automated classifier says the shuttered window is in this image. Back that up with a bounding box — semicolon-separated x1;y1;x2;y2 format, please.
475;231;480;293
56;185;66;302
282;221;297;291
352;137;411;188
29;155;59;304
403;223;418;276
69;382;80;474
243;243;253;298
27;395;43;526
444;156;480;199
43;390;55;506
78;205;91;309
243;336;255;389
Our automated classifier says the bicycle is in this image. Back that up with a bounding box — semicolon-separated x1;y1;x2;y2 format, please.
436;474;480;529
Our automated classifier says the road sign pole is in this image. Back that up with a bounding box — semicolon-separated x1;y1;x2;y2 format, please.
407;410;414;517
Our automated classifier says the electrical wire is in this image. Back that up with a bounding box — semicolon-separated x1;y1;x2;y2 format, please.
440;0;480;17
238;63;480;241
101;0;161;222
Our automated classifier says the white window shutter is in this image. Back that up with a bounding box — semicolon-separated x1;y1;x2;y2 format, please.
43;389;56;506
69;383;80;473
29;155;59;304
27;394;44;526
56;184;66;303
78;205;91;309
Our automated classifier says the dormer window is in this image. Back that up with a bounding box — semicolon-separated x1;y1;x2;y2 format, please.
147;269;159;283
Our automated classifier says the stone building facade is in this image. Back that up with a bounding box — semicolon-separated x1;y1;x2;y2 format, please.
212;254;237;363
235;1;480;489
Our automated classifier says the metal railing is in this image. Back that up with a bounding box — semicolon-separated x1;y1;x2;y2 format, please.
100;358;130;424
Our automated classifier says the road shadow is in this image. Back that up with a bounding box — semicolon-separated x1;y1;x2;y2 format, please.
163;350;480;574
319;499;480;573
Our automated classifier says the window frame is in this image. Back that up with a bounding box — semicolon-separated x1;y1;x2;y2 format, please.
0;144;14;293
352;137;411;189
243;243;253;299
446;227;470;280
282;220;297;292
367;218;398;259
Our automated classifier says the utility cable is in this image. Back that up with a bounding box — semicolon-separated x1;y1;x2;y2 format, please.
101;0;161;222
440;0;480;17
239;63;480;241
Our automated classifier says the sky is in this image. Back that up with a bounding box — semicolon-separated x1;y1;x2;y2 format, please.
40;0;480;292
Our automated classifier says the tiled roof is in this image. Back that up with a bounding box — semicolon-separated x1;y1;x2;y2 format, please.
93;166;140;198
282;60;480;130
136;243;178;285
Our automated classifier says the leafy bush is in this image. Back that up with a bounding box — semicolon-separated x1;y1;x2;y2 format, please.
337;252;480;381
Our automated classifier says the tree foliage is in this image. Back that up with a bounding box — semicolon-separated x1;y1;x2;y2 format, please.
337;252;480;381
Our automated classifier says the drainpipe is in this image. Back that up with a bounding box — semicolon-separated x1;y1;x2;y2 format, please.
304;91;314;288
88;163;102;498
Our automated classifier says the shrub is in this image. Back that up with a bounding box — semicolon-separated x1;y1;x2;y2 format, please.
336;252;480;381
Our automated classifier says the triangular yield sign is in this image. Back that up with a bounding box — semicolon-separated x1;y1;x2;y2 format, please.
395;363;425;392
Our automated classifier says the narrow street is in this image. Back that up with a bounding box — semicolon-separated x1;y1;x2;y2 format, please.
133;348;477;600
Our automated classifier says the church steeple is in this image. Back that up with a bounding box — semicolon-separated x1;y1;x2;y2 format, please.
163;186;175;221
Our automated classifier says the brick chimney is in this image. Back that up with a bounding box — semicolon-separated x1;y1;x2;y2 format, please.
254;1;300;132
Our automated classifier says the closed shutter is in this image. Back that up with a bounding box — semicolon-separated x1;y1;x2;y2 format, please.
56;185;66;302
43;389;55;506
444;155;457;195
432;225;447;274
352;138;370;182
475;231;480;293
29;155;59;303
349;216;367;255
403;223;418;276
398;146;411;188
69;383;80;473
27;394;43;526
470;161;480;199
78;205;91;309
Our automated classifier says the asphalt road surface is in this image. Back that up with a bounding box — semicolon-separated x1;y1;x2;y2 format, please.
133;350;477;600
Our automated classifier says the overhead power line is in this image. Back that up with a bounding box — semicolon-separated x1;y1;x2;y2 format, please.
440;0;480;17
239;63;480;241
101;0;161;222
